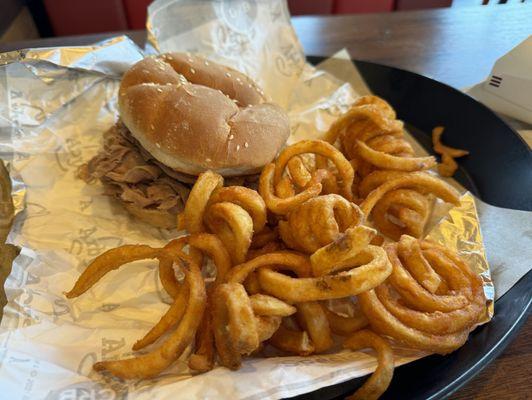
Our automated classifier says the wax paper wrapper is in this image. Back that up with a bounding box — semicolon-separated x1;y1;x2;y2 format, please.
1;0;528;398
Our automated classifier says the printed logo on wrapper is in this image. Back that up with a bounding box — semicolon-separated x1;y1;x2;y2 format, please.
268;0;285;21
44;382;124;400
25;202;51;220
275;43;305;78
217;0;257;33
8;88;46;127
55;137;86;172
60;338;130;400
6;357;41;400
52;297;71;317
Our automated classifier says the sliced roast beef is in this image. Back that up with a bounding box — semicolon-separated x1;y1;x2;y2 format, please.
79;122;190;228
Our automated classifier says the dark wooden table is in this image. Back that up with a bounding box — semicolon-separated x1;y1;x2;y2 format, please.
1;3;530;399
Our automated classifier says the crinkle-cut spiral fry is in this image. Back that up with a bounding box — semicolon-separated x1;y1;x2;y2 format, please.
132;276;189;351
255;228;392;302
250;294;296;317
432;126;469;177
133;234;231;356
310;225;377;277
358;236;486;354
324;306;369;336
181;171;267;265
344;330;395;400
269;325;315;356
259;140;354;215
260;162;329;215
204;201;253;265
226;251;334;354
208;186;267;233
295;301;334;353
246;240;282;262
211;282;259;370
279;194;364;253
356;140;436;172
250;226;278;249
65;245;160;298
274;140;354;201
324;95;435;175
255;315;282;342
358;171;433;240
182;170;223;233
181;171;267;264
157;236;203;299
187;233;232;372
93;253;206;379
359;171;460;240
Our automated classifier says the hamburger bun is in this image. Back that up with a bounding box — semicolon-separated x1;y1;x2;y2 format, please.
118;53;290;177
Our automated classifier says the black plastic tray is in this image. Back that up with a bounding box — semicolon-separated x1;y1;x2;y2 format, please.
289;57;532;399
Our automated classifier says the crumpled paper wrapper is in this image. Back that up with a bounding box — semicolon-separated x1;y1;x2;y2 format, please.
2;0;529;398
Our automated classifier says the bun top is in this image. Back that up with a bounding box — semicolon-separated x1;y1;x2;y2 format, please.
118;53;290;176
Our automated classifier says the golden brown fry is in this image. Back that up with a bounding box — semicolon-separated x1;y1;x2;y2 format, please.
211;282;259;370
324;96;399;146
65;245;160;298
273;140;354;201
358;237;486;354
295;302;334;353
397;235;441;294
204;202;253;265
226;251;311;285
246;240;282;261
432;126;469;158
324;307;369;336
371;188;431;240
250;294;296;317
438;153;459;177
310;226;376;277
356;140;436;172
243;271;262;295
132;278;189;351
358;170;436;240
386;243;469;312
269;325;315;356
259;163;326;215
183;170;224;233
287;156;313;188
93;254;206;379
360;171;461;218
250;226;279;249
188;233;232;284
188;303;215;373
279;194;364;253
186;233;232;371
257;246;391;302
157;237;189;299
432;127;469;178
208;186;267;233
255;315;282;342
344;330;395;400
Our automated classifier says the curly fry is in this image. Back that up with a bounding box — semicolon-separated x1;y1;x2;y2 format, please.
93;253;206;379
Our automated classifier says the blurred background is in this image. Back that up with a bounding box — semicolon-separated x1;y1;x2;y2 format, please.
0;0;525;43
